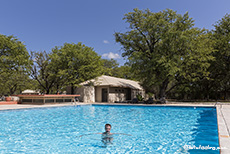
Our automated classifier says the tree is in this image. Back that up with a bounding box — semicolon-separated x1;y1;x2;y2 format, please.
0;34;31;73
115;9;215;102
50;43;104;94
0;34;31;95
0;70;36;95
112;65;134;80
30;51;57;94
101;59;119;76
101;59;135;79
210;14;230;100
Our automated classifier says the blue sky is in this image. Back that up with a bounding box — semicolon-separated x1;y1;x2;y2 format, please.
1;0;230;65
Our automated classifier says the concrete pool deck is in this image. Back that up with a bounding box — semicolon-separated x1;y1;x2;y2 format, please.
0;102;229;153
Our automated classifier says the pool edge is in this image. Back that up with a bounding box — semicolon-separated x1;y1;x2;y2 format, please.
216;105;230;154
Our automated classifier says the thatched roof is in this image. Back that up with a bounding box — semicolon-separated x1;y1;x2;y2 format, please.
80;75;143;90
21;89;39;94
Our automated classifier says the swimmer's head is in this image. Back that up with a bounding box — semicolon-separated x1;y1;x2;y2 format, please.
105;124;111;133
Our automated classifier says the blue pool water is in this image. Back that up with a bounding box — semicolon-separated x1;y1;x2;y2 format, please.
0;105;219;153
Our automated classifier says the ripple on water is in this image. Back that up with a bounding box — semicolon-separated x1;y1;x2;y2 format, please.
0;105;219;153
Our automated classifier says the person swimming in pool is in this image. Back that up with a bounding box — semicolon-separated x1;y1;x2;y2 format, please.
79;123;131;145
101;124;114;144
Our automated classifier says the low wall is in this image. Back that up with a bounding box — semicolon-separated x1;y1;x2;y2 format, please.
109;93;126;103
17;94;80;104
0;101;18;105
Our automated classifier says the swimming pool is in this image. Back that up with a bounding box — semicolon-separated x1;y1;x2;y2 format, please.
0;105;219;153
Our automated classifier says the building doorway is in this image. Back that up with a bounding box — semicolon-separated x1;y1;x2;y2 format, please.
126;88;131;100
102;88;108;102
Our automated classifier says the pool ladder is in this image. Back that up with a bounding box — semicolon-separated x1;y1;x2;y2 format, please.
212;102;222;110
72;97;79;106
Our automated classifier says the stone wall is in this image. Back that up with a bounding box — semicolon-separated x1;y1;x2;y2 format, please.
83;86;95;103
108;93;126;102
108;87;126;103
67;86;95;103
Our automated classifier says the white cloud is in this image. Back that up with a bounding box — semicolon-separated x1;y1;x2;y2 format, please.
102;52;120;59
103;40;110;44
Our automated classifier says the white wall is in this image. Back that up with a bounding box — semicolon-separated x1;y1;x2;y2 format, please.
108;87;126;102
95;86;109;102
108;93;126;102
67;85;145;103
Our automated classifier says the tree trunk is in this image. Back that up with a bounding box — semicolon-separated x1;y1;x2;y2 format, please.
71;83;74;94
9;84;18;95
159;78;169;104
46;89;50;94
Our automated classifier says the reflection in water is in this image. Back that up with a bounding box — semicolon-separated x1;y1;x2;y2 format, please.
188;109;219;154
101;134;113;145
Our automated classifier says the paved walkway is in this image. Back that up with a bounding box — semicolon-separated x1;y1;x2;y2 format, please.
217;105;230;154
0;103;76;110
0;103;229;153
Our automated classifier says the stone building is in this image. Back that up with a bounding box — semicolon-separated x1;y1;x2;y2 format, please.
66;75;145;103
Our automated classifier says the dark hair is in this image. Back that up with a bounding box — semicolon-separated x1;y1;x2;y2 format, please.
105;124;111;127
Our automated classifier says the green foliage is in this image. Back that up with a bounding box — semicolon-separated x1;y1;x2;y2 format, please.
210;13;230;99
0;34;31;73
101;58;135;79
30;43;104;94
0;34;31;95
112;65;135;80
175;13;230;101
136;93;144;101
101;59;119;76
166;14;230;101
115;8;215;99
50;43;104;93
0;70;34;95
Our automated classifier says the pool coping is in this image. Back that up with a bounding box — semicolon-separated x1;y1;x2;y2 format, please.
0;102;229;153
216;105;230;154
